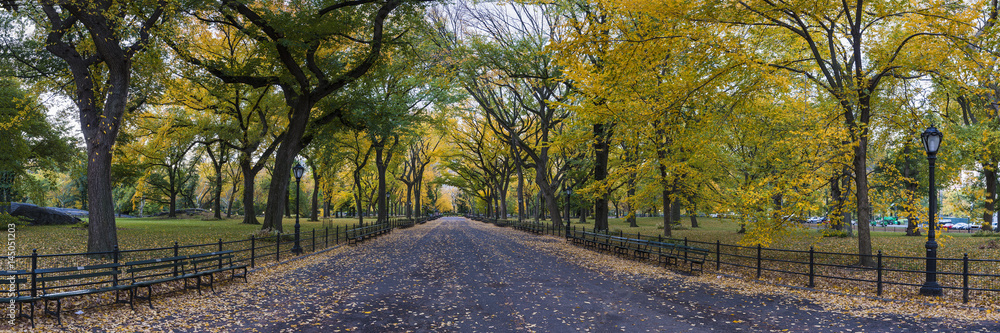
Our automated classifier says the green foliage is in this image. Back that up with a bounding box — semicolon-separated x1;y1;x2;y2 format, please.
0;213;24;226
820;229;851;238
971;230;1000;238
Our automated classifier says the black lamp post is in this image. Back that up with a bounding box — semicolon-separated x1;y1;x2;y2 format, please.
291;162;305;255
919;126;943;296
565;188;572;238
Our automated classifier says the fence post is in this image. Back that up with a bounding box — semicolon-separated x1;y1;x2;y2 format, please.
30;249;37;297
876;250;882;296
684;237;688;247
275;233;280;262
218;239;224;270
963;253;969;303
113;245;120;286
173;241;179;277
756;244;762;279
325;227;329;247
251;235;256;269
809;246;815;288
312;229;316;252
716;240;721;270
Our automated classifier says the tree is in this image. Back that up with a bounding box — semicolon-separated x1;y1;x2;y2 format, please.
6;0;171;254
170;0;420;232
698;0;964;265
125;108;200;218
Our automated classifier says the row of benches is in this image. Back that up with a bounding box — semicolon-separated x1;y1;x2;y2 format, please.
570;231;711;274
2;250;247;327
346;216;441;244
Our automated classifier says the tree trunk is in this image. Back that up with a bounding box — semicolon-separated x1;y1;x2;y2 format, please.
983;161;997;232
213;163;223;219
240;158;259;225
405;183;413;219
854;137;873;266
415;178;423;218
534;192;541;223
689;202;699;228
310;174;320;222
593;123;609;231
376;143;389;224
86;148;118;255
662;192;672;237
168;192;177;218
516;158;524;222
670;198;682;226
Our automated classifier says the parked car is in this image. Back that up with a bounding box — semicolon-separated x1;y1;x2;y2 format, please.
806;216;824;223
941;223;954;229
951;223;972;230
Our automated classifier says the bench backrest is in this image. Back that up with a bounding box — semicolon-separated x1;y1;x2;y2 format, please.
124;256;189;282
0;270;30;297
35;263;122;292
187;250;235;272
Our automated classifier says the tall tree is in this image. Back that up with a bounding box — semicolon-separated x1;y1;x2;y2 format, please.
170;0;416;232
699;0;964;265
6;0;170;253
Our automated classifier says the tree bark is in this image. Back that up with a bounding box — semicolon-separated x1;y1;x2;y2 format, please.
374;137;398;224
593;123;610;231
689;202;699;228
240;158;260;224
983;161;997;232
310;174;320;221
854;137;873;266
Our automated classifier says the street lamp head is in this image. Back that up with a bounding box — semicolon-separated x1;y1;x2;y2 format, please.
292;162;305;180
921;126;943;155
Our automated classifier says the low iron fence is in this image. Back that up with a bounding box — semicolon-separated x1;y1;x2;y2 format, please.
468;215;1000;305
3;215;442;322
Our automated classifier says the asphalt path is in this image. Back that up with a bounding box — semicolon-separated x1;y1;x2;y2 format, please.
179;217;996;332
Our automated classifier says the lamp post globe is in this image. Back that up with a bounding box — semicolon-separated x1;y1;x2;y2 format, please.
292;162;305;255
919;126;943;296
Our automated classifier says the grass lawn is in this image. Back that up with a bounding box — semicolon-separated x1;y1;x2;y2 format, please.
559;215;1000;261
13;215;385;256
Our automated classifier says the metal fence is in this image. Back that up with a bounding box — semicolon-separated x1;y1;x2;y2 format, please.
7;216;441;303
469;216;1000;305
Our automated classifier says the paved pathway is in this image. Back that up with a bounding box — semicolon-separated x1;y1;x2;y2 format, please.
76;217;996;332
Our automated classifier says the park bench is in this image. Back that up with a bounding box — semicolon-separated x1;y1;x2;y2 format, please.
36;263;127;325
657;244;710;274
181;250;247;294
1;270;38;327
121;255;188;309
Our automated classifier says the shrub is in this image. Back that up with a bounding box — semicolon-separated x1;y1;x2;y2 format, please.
972;230;1000;237
820;229;850;238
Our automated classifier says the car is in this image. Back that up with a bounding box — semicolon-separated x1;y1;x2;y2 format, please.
806;216;824;223
952;223;972;230
941;223;954;229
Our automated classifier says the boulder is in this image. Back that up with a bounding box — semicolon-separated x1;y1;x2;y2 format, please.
10;202;82;225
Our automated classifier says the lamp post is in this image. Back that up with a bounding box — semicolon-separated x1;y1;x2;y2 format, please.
565;188;572;238
291;162;305;255
919;126;943;296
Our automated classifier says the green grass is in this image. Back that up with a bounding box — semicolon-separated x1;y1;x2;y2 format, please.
559;215;1000;260
12;216;385;256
